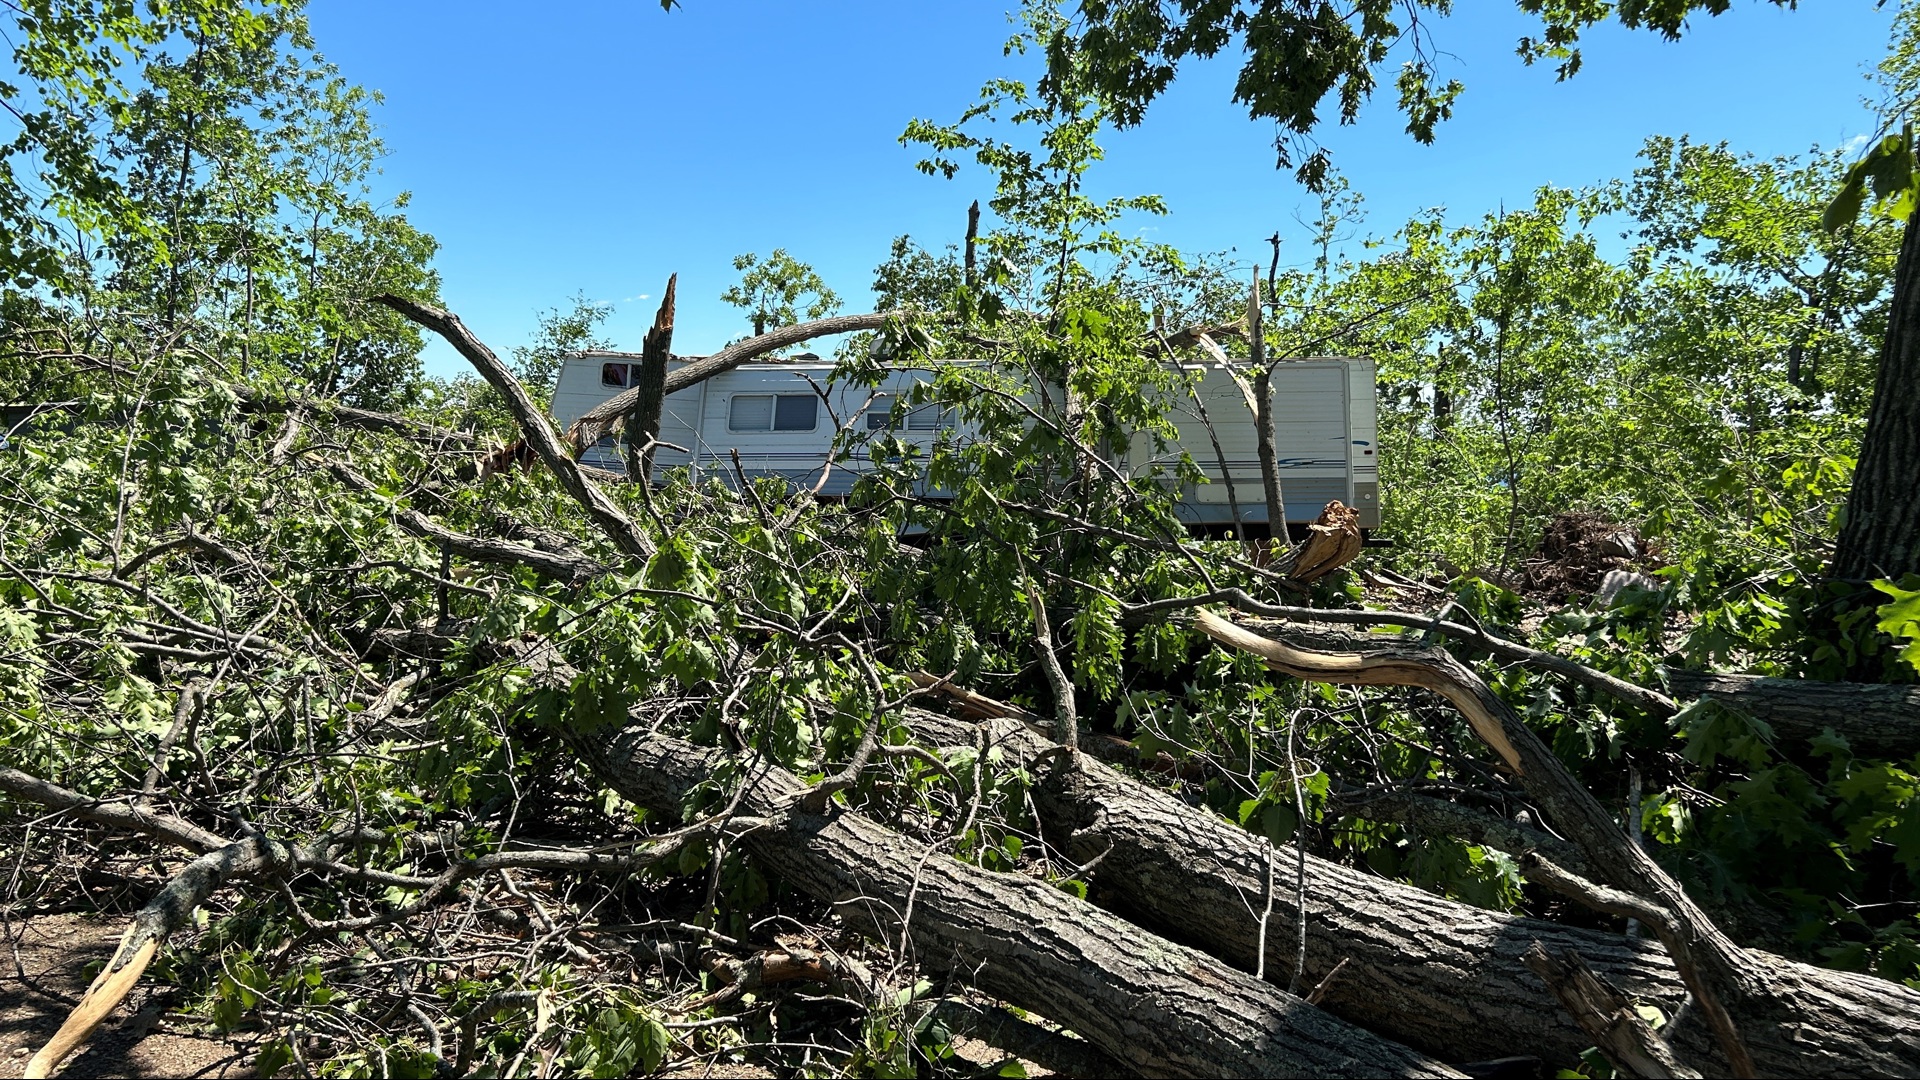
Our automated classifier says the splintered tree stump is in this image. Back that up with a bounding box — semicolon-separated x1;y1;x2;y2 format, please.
1286;500;1363;582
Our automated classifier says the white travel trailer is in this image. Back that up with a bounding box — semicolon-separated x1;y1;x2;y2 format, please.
548;352;1380;533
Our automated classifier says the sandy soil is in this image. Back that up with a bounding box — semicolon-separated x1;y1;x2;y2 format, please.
0;912;254;1080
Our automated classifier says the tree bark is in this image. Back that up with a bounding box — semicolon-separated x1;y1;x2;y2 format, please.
1249;273;1288;543
1520;944;1701;1080
571;727;1462;1079
1664;668;1920;755
1834;209;1920;579
624;276;676;482
965;200;980;290
1196;612;1920;1078
903;707;1920;1078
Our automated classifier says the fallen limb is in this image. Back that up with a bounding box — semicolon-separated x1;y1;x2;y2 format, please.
56;347;477;450
24;835;281;1078
904;706;1920;1077
325;460;612;583
0;766;228;853
1122;588;1677;718
1327;787;1594;879
565;310;901;446
572;727;1463;1078
1194;611;1920;1079
1663;668;1920;755
374;295;655;561
1521;944;1701;1080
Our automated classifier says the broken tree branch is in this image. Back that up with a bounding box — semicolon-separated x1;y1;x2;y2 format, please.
625;276;676;481
324;460;611;583
566;310;901;446
1121;588;1678;718
1194;610;1760;1076
372;295;655;561
1521;943;1702;1080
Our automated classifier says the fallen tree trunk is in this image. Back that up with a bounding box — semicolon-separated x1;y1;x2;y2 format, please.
1195;613;1920;1077
903;707;1920;1078
572;727;1464;1079
1663;668;1920;755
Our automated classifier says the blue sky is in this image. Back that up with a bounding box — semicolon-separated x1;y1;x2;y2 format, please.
303;1;1900;380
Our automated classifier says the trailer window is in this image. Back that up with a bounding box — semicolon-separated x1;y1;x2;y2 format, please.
905;405;949;431
730;394;817;432
601;363;629;388
863;403;950;432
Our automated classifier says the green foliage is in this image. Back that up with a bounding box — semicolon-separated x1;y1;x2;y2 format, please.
10;2;1920;1073
720;248;840;341
511;292;615;399
1;0;441;407
1053;0;1794;184
1874;576;1920;674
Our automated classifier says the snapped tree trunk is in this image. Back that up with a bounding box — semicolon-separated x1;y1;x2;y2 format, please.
1834;209;1920;579
624;276;676;482
569;727;1463;1079
1249;273;1288;544
903;708;1920;1078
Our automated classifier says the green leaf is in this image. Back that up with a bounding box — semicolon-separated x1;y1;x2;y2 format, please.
1874;579;1920;674
256;1040;293;1077
1823;172;1869;233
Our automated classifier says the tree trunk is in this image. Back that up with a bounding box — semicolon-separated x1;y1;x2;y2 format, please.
571;727;1463;1079
1834;209;1920;579
624;275;676;482
904;709;1920;1078
1664;668;1920;755
1250;274;1288;544
965;199;980;289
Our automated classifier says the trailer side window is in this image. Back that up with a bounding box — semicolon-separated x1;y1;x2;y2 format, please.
862;396;949;433
905;405;949;432
601;363;629;388
730;394;817;432
774;395;817;431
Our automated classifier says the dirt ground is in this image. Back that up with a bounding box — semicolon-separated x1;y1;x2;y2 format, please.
0;912;254;1080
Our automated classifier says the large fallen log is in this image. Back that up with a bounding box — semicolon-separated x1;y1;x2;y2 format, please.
1193;613;1920;1077
1663;668;1920;755
903;706;1920;1078
572;727;1463;1079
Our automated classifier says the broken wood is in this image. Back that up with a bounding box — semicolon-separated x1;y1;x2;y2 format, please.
625;275;676;481
1285;499;1364;582
1521;943;1700;1080
1121;587;1678;718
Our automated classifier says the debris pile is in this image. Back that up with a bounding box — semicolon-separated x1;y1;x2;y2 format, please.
1519;511;1652;600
